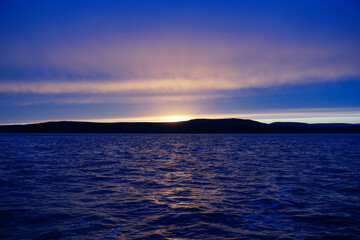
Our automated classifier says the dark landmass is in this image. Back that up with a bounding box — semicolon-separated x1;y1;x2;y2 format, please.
1;119;360;133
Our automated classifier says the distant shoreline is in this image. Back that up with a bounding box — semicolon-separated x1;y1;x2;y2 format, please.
1;119;359;134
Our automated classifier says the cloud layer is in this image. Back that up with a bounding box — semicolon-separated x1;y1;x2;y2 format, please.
1;1;359;101
1;36;359;98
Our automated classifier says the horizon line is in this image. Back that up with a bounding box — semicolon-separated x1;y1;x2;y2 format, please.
1;117;359;127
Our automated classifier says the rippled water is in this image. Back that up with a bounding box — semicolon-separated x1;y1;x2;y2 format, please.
0;134;359;239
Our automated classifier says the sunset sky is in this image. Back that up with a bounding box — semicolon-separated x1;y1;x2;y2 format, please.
1;0;359;124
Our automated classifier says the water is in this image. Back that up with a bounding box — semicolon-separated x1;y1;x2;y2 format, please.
0;134;359;239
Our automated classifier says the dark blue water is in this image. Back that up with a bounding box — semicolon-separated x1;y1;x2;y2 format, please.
0;134;359;239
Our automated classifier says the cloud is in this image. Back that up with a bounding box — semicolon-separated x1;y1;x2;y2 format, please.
1;0;359;104
0;92;227;106
1;36;359;97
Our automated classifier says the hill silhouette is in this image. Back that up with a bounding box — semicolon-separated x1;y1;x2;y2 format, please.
0;119;359;133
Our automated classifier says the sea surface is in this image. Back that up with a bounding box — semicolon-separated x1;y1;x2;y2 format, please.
0;133;359;240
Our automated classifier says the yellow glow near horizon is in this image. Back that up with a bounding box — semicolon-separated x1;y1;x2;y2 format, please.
80;115;194;123
154;115;192;122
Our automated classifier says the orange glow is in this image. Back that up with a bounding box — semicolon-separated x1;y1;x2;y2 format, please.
154;115;191;122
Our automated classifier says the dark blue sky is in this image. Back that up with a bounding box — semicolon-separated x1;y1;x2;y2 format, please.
1;0;359;123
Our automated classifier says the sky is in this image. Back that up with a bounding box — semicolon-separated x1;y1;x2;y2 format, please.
1;0;360;124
